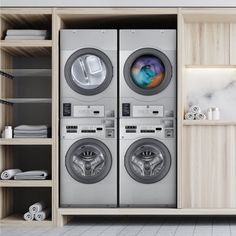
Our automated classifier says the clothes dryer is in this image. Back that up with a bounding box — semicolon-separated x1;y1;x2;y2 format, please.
60;30;117;119
120;30;176;119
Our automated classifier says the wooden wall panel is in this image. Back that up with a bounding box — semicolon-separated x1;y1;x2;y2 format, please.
185;23;230;65
230;23;236;65
182;125;236;208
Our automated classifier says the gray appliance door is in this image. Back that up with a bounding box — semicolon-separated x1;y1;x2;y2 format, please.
125;138;171;184
65;138;112;184
123;48;172;96
64;48;113;95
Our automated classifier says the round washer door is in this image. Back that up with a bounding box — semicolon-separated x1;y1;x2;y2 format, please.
64;48;113;96
65;138;112;184
124;138;171;184
123;48;172;96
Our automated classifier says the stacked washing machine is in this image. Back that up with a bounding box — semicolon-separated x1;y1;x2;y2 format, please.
119;30;177;207
60;29;176;208
60;30;117;207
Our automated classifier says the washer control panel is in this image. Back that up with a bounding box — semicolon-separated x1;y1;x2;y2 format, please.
120;118;175;139
62;119;116;139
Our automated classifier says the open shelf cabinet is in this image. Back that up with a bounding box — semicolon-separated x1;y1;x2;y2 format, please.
0;187;52;226
179;9;236;210
0;8;56;226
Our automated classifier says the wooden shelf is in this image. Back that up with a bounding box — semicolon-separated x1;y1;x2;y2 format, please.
0;138;53;145
183;120;236;126
0;40;52;47
0;69;51;78
58;208;236;216
0;98;52;104
185;65;236;69
0;213;52;226
0;40;52;57
0;180;52;187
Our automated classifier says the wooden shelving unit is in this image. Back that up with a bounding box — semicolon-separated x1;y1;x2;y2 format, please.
1;6;236;227
0;8;55;226
179;8;236;210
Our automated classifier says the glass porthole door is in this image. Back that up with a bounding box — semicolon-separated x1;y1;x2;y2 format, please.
124;48;172;95
125;138;171;184
64;48;113;95
65;138;112;184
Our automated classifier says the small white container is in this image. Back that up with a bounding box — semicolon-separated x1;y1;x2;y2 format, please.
207;108;213;120
4;126;12;139
212;107;220;120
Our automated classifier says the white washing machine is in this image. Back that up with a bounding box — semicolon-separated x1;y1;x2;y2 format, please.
119;118;176;207
60;118;117;207
60;30;117;119
120;30;176;119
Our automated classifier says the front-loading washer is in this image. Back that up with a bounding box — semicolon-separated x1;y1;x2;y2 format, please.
120;30;176;119
60;30;117;119
119;118;176;207
60;118;117;207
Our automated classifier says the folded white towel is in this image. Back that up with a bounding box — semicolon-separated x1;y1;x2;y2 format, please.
23;212;34;221
5;35;46;40
6;29;47;36
29;201;46;214
185;112;195;120
15;171;48;180
16;170;49;176
35;209;50;221
14;134;48;138
14;130;47;134
15;176;47;180
14;125;48;131
189;105;201;114
1;169;22;180
195;112;206;120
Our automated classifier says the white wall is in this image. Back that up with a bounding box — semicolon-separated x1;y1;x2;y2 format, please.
1;0;236;7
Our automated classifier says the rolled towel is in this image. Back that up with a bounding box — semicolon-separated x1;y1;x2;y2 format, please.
29;201;46;214
185;112;195;120
195;112;206;120
23;212;34;221
189;105;201;114
35;209;51;221
1;169;22;180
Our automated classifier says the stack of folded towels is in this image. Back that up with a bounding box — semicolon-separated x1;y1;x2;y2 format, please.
5;29;48;40
14;125;50;138
185;105;206;120
1;169;49;180
24;202;51;221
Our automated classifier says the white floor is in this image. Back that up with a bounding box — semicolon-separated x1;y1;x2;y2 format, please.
1;216;236;236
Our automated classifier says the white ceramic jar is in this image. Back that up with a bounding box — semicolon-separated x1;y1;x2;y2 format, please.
212;107;220;120
207;108;213;120
4;126;12;139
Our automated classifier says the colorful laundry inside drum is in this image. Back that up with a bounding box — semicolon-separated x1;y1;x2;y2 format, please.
130;56;165;89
